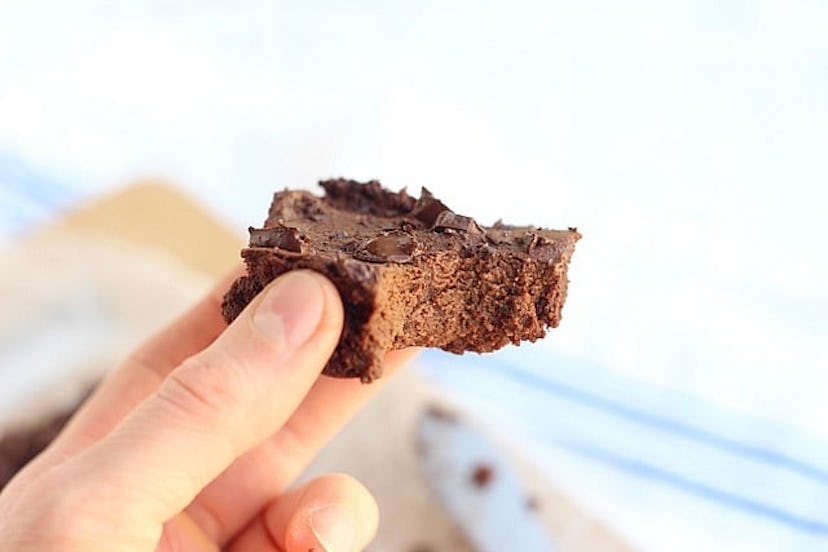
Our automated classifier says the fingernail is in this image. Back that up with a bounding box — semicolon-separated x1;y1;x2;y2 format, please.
252;271;326;349
310;505;356;552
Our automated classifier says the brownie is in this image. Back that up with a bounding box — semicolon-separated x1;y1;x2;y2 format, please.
1;387;93;490
0;409;73;490
222;179;580;382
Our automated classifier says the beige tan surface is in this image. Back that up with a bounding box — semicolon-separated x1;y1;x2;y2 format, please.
1;181;241;423
3;182;632;551
303;368;634;552
29;179;244;277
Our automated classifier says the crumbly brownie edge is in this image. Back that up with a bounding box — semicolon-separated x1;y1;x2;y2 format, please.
221;180;580;382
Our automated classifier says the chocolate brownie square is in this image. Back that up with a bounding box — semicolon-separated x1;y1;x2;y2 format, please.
222;179;580;382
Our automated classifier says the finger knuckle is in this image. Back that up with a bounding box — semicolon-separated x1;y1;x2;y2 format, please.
158;353;244;419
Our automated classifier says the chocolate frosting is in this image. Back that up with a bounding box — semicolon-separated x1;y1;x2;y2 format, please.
223;179;580;382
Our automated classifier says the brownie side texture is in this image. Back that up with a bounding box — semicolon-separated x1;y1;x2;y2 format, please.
222;179;580;382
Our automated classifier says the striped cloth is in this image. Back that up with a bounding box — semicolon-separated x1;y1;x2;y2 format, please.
0;153;80;239
421;347;828;551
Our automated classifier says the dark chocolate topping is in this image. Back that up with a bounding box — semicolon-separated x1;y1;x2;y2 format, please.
320;179;415;216
432;210;482;234
410;188;450;227
223;179;580;382
253;182;568;265
248;225;307;253
354;232;418;264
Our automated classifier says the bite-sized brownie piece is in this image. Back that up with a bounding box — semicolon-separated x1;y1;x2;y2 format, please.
222;179;580;382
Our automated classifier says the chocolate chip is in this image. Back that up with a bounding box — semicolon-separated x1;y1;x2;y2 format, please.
354;233;418;263
248;225;306;253
471;463;494;488
432;210;482;234
410;188;450;226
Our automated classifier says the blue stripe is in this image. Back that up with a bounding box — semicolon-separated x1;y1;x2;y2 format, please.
0;179;64;210
0;199;32;233
0;153;75;209
482;358;828;486
560;439;828;535
0;188;42;233
426;351;828;487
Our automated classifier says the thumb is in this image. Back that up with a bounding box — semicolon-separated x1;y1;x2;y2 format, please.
62;270;343;526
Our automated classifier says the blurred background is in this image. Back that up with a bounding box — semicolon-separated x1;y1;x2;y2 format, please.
1;1;827;550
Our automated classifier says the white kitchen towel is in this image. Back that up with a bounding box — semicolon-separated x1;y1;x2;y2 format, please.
420;347;828;552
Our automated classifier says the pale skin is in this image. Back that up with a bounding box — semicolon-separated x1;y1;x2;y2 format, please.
0;268;418;551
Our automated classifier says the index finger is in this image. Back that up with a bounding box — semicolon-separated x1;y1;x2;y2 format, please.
59;270;344;526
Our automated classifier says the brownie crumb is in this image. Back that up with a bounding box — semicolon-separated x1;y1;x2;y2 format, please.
424;404;458;422
0;387;94;490
526;495;541;511
471;463;494;488
0;409;74;489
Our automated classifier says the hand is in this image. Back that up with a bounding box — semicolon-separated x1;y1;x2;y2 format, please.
0;269;417;551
